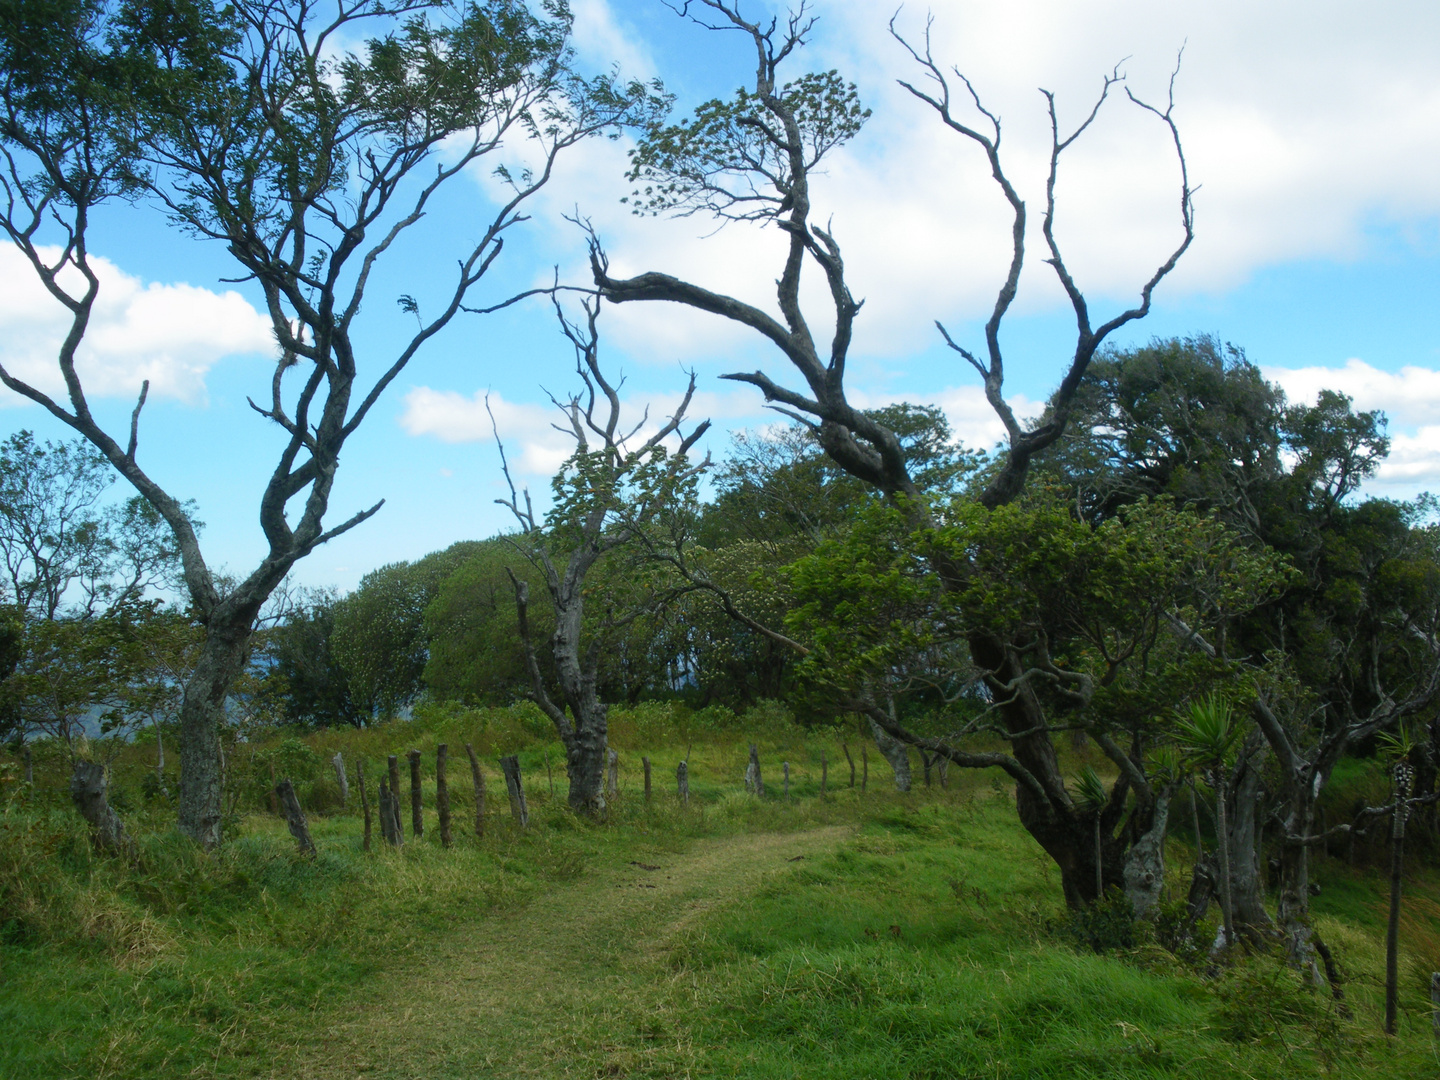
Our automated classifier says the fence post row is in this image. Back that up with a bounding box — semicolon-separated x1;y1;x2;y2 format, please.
275;778;315;857
436;744;452;848
500;755;528;829
465;744;486;838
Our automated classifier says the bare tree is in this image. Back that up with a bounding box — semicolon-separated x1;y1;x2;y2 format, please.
494;294;708;815
590;1;1194;907
0;0;659;846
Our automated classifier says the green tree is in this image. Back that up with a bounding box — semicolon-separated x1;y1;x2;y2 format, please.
1;0;661;846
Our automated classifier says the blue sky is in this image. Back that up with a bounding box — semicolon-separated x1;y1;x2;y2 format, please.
1;0;1437;594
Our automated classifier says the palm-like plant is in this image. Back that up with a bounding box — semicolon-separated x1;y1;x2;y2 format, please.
1073;766;1109;901
1177;695;1244;951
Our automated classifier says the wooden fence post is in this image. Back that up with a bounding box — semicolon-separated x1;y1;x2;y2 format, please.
676;759;689;805
408;749;424;838
465;744;486;838
378;780;399;847
745;744;763;795
387;754;402;824
862;745;868;793
843;742;855;788
821;755;827;796
606;748;619;797
500;755;528;828
643;756;652;802
275;778;316;856
358;760;372;852
332;752;349;806
436;744;452;848
783;761;790;800
22;743;32;785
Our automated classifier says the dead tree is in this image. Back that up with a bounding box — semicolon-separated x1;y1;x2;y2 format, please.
0;0;661;847
495;295;708;817
69;760;130;856
591;1;1193;910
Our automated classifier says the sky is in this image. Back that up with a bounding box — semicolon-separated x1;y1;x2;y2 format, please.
1;0;1437;594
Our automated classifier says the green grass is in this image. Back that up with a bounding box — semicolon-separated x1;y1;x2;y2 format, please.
3;705;1439;1078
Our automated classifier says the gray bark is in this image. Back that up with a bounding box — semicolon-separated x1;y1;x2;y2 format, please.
436;744;452;848
332;752;349;806
69;760;129;855
358;760;371;852
501;755;528;828
177;619;256;848
745;744;763;795
1226;751;1275;938
465;743;486;838
1123;790;1171;919
408;749;423;838
868;716;911;792
275;778;315;857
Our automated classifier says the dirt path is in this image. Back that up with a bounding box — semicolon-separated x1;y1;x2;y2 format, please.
282;825;853;1079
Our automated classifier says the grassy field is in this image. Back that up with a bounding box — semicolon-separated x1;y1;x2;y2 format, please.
3;703;1439;1078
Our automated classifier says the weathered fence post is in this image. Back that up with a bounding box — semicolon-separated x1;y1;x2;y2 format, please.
332;751;349;806
358;760;372;852
387;754;402;823
465;744;486;838
377;781;393;846
745;745;763;795
862;745;869;793
643;756;652;802
783;761;790;800
500;755;528;829
436;744;452;848
821;755;828;796
606;748;619;797
843;742;855;788
408;749;424;838
676;759;689;805
275;778;316;856
22;743;32;785
69;760;130;855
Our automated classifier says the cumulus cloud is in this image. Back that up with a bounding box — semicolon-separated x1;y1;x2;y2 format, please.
0;246;274;406
494;0;1440;365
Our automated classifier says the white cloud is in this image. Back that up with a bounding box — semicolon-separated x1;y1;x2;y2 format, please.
502;0;1440;365
0;246;274;406
1265;359;1440;493
570;0;658;81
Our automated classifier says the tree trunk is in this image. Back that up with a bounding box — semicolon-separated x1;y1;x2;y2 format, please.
1226;755;1276;939
436;744;451;848
275;778;315;857
1123;791;1172;920
407;749;423;838
1386;774;1411;1036
332;752;348;806
500;754;528;828
843;742;855;787
176;613;257;849
69;760;129;855
465;744;486;838
868;716;911;792
1215;773;1236;951
358;760;372;852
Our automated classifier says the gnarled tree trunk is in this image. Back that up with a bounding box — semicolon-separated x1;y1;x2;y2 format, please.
70;760;130;855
